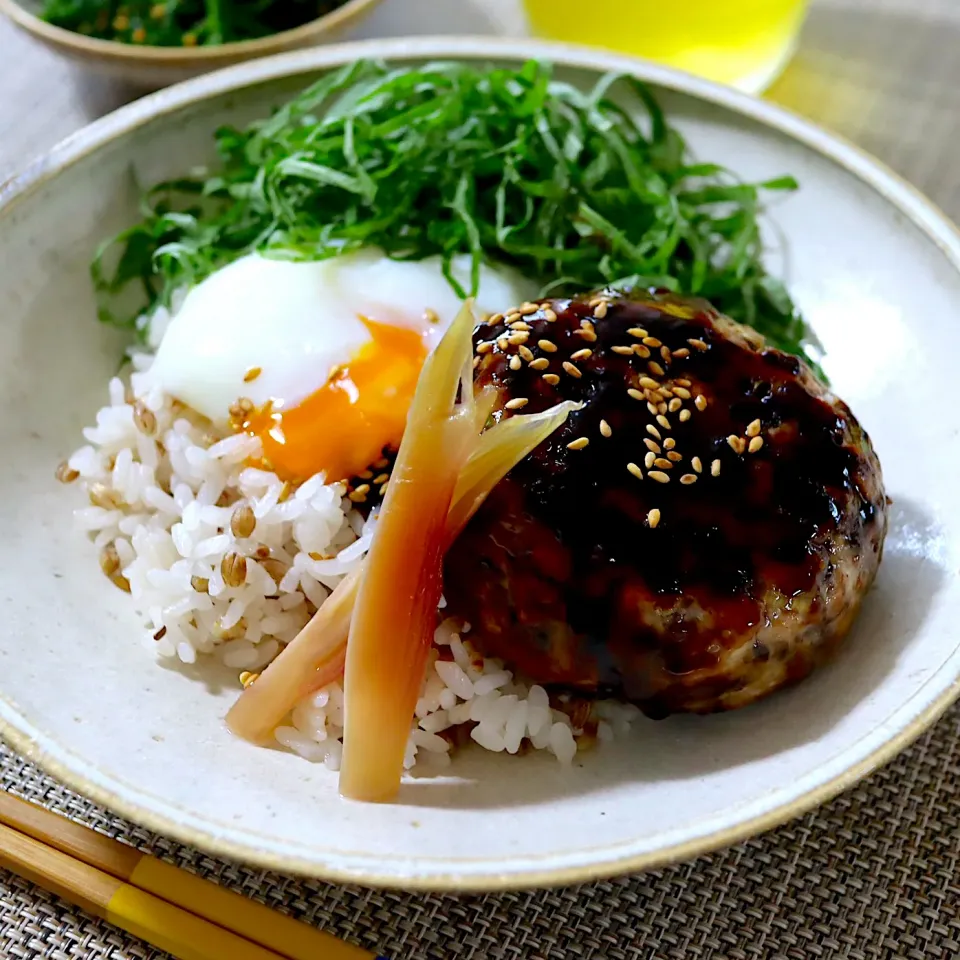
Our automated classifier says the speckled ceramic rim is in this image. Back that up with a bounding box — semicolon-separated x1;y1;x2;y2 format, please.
0;0;382;67
2;36;960;892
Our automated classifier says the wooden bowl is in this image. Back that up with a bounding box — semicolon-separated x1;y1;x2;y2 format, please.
0;0;383;87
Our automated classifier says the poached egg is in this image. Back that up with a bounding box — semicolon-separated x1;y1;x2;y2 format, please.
149;249;532;482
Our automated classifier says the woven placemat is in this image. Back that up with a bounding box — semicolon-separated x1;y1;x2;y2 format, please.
3;0;960;956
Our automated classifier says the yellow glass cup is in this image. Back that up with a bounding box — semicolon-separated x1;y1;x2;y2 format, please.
521;0;809;93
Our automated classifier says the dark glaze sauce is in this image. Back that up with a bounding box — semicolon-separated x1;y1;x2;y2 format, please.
444;292;885;703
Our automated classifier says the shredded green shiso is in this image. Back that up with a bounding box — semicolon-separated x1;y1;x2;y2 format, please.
94;58;816;363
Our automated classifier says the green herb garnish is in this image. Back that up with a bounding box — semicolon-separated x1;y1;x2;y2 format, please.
95;59;816;363
40;0;347;46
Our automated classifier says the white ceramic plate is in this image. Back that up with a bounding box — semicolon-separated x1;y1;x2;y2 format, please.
1;38;958;891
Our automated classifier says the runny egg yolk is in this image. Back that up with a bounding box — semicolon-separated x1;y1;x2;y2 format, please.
246;318;428;483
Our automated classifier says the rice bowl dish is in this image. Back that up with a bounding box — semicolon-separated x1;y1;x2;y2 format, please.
51;54;891;807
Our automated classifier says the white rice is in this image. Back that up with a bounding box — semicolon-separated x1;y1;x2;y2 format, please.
65;357;640;771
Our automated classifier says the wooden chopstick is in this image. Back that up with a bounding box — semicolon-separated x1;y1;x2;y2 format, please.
0;821;288;959
0;791;382;960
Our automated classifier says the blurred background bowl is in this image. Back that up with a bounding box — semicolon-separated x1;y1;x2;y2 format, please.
0;0;384;87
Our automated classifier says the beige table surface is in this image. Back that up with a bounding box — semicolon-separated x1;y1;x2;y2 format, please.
2;1;960;958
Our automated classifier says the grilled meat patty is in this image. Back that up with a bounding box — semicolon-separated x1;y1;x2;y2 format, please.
444;292;887;717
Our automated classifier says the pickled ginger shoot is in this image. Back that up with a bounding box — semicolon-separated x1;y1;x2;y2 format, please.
225;391;578;748
225;304;579;800
336;302;477;801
